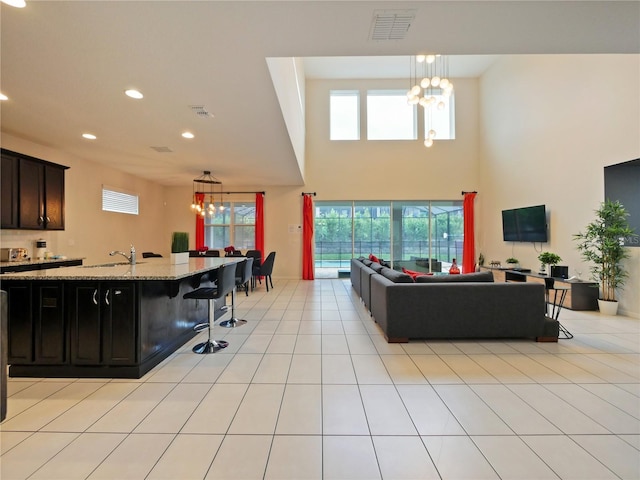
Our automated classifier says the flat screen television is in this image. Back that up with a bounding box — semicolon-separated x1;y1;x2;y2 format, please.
502;205;548;242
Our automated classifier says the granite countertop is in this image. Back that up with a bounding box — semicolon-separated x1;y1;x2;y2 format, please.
0;257;85;267
0;257;243;281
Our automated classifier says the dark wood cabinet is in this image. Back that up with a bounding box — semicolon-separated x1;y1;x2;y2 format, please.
0;149;68;230
1;153;19;229
34;284;66;363
69;282;137;366
6;282;66;364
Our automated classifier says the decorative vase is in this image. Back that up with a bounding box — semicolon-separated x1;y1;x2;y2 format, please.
170;252;189;265
598;299;619;316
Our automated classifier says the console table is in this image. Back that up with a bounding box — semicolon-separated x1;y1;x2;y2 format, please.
481;267;598;311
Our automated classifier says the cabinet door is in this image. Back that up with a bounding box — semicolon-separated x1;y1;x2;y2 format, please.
69;283;103;364
1;153;19;228
33;283;66;363
5;282;33;363
44;164;65;230
103;283;137;365
18;158;45;229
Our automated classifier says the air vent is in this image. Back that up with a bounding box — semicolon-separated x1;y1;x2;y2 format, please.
150;146;173;153
370;9;416;41
190;105;215;118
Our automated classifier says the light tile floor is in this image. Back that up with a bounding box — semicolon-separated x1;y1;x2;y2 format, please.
1;279;639;480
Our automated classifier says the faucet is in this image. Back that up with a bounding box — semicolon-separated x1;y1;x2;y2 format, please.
109;244;136;265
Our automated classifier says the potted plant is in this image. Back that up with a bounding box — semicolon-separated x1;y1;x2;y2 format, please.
538;251;561;276
574;199;637;315
506;257;519;269
170;231;190;264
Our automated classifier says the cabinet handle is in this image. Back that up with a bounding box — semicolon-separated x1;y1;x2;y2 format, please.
92;289;98;305
38;216;44;225
45;216;51;224
114;290;122;295
105;289;110;306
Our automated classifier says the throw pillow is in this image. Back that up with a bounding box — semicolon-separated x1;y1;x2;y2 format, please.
402;267;424;280
369;253;380;263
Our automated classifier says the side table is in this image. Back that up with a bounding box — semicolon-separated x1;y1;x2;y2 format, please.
545;285;573;339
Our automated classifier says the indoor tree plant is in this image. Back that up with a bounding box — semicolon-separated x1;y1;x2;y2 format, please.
170;231;190;264
574;199;636;315
537;251;561;275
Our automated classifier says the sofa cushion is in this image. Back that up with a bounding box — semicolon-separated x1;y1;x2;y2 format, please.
380;267;413;283
370;262;385;273
362;259;373;266
415;270;494;283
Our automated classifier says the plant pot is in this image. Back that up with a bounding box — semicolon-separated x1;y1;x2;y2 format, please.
598;299;619;316
170;252;189;265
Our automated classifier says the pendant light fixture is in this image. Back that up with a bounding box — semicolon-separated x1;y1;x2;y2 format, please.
190;171;224;217
406;54;454;148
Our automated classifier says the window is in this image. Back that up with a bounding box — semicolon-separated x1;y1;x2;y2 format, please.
329;88;456;143
204;201;255;249
367;90;417;140
330;90;359;140
102;186;139;215
424;92;455;140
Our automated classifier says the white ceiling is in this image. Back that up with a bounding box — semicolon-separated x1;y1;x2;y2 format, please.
1;1;638;187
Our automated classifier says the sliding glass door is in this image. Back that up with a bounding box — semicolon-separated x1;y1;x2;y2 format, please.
314;200;463;278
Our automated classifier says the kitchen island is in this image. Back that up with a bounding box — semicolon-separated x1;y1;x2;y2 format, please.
1;257;242;378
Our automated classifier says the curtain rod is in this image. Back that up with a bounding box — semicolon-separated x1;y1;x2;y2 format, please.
301;192;316;196
196;191;265;195
461;191;478;195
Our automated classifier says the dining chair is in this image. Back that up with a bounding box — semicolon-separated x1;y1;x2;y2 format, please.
253;251;276;292
245;250;262;289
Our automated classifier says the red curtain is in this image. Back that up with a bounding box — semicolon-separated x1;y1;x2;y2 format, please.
462;192;477;273
302;194;314;280
195;193;205;250
255;192;265;260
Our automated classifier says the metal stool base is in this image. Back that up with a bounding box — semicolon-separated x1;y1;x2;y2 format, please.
220;318;247;328
192;340;229;354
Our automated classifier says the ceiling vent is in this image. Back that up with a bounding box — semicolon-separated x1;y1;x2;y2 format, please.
370;9;416;41
150;146;173;153
190;105;215;118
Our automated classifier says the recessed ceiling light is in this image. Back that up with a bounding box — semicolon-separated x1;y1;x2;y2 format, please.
1;0;27;8
181;132;195;139
0;93;8;101
124;89;143;99
82;133;97;140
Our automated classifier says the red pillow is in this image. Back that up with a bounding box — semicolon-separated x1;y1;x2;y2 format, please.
402;267;422;280
402;267;435;280
369;254;380;263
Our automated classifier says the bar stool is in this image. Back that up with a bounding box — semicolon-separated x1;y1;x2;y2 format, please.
220;258;252;328
183;263;237;353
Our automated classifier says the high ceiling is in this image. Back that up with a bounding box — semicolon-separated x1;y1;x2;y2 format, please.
1;1;638;187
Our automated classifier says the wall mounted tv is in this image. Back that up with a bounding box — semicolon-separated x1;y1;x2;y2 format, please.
502;205;548;243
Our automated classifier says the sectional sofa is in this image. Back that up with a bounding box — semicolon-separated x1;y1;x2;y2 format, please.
350;257;559;343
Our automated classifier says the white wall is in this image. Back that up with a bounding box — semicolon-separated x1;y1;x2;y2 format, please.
478;54;640;317
304;78;480;200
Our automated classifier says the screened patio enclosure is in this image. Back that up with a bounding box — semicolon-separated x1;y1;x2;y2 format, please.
314;201;464;278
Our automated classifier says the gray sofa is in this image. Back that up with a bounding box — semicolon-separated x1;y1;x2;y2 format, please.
350;257;559;343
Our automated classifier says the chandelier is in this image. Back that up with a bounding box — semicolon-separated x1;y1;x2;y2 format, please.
406;54;454;148
190;170;224;217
